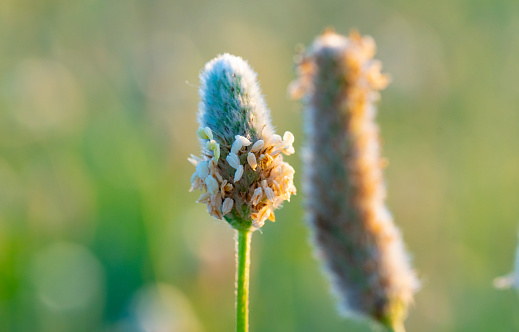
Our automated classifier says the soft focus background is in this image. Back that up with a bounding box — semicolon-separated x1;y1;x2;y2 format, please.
1;0;519;331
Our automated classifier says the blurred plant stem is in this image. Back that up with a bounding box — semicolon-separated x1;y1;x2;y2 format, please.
386;321;405;332
236;229;252;332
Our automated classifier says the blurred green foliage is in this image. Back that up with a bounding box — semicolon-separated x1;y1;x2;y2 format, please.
1;0;519;331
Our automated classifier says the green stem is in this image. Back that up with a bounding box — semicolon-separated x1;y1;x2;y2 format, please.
236;229;252;332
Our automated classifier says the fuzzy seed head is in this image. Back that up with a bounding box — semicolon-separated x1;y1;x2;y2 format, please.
291;30;418;327
190;54;296;231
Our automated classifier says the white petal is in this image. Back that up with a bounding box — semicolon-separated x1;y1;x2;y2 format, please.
226;153;241;169
247;153;257;170
270;156;283;168
235;135;252;146
270;144;285;156
270;180;281;193
214;144;221;160
257;206;271;223
206;139;218;151
204;127;213;140
250;140;264;152
187;154;201;166
208;157;218;169
197;127;209;140
211;193;222;209
189;173;201;192
213;170;223;182
264;187;275;202
252;218;265;228
221;198;234;215
205;175;219;193
251;187;263;206
231;139;243;154
196;161;209;179
283;131;295;145
196;192;211;204
234;165;244;182
283;145;295;155
270;134;282;145
282;164;295;176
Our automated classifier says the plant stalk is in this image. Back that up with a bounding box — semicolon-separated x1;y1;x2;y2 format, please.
236;229;252;332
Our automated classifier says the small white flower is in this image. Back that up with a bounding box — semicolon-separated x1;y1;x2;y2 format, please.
251;187;263;206
205;175;219;193
270;156;283;169
283;164;295;176
196;161;209;179
214;144;221;160
252;217;265;228
187;154;202;166
269;143;286;156
226;153;241;169
222;198;234;215
208;157;218;169
206;139;218;151
280;176;296;201
283;131;295;145
220;180;233;196
231;141;241;154
234;165;244;182
197;192;211;204
211;193;222;209
283;145;295;155
204;127;213;140
258;153;273;168
197;127;209;140
270;179;281;193
190;173;201;192
250;140;264;152
235;135;252;146
264;187;275;202
231;135;252;154
213;170;223;182
247;153;257;170
257;206;271;224
270;134;282;145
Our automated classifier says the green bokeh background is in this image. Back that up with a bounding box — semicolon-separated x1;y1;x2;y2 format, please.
2;0;519;331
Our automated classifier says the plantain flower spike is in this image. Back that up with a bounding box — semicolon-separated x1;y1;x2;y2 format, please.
189;54;296;231
494;230;519;291
290;30;419;330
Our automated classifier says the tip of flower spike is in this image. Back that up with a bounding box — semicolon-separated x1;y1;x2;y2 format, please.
198;54;275;142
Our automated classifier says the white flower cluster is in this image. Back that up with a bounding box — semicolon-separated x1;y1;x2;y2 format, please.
189;128;296;229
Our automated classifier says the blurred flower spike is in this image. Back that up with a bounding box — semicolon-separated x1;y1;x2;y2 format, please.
189;54;296;231
291;30;418;331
